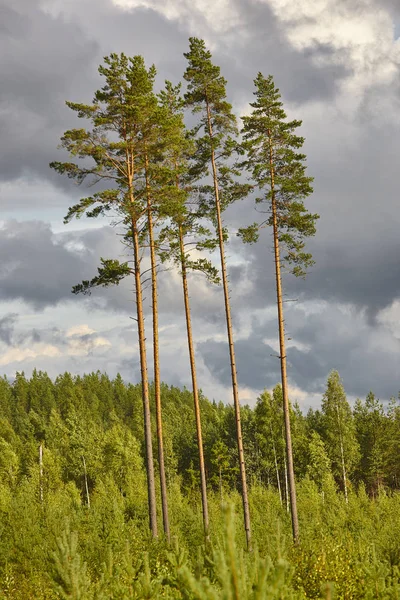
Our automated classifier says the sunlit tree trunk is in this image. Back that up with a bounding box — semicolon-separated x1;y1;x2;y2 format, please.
337;404;348;504
146;154;170;541
271;424;282;506
269;133;299;543
39;443;43;504
82;455;90;509
206;101;252;551
179;224;209;537
132;214;158;538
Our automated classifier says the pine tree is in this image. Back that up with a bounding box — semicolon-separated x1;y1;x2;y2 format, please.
50;53;161;538
51;526;91;600
141;90;174;543
321;371;360;502
174;505;304;599
240;73;318;543
157;80;220;537
183;37;252;550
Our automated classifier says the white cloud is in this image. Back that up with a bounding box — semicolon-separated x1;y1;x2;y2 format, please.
377;300;400;340
287;384;322;411
67;335;111;356
0;344;61;367
263;0;400;111
66;324;96;337
112;0;241;38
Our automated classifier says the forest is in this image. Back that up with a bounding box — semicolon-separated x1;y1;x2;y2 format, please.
1;36;400;598
0;371;400;598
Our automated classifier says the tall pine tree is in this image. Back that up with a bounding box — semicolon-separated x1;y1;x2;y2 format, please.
50;53;164;538
183;38;252;550
157;80;219;537
240;73;318;543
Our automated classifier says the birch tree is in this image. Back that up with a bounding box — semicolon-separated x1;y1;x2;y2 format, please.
321;371;360;503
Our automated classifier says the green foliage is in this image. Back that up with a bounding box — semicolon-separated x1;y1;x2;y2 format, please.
71;259;132;295
307;432;334;491
240;73;318;277
156;79;220;285
51;52;170;296
52;526;91;600
183;37;250;217
0;371;399;597
174;505;305;599
354;392;387;492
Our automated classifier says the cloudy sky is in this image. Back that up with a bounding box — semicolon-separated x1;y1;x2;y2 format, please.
1;0;400;408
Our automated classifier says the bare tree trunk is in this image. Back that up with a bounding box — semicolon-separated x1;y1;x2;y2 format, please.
340;437;348;504
269;134;299;544
270;424;282;506
82;455;90;509
335;404;348;504
284;454;290;514
39;443;43;504
132;217;158;538
146;155;170;542
206;102;252;551
125;138;157;537
179;224;209;538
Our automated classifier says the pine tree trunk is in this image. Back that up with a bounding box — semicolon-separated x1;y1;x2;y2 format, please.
179;224;209;537
82;455;90;509
146;154;170;542
268;133;299;544
132;216;158;538
206;102;252;551
39;443;43;504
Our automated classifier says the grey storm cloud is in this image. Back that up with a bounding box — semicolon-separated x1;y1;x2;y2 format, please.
0;0;352;189
0;220;125;309
0;218;227;320
0;1;99;185
1;0;400;403
0;217;221;324
198;301;400;402
0;313;18;346
226;228;400;320
0;312;42;346
224;0;351;107
0;0;189;188
198;336;282;392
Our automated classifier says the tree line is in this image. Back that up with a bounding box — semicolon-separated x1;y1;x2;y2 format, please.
1;370;400;596
50;37;318;548
1;370;399;509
